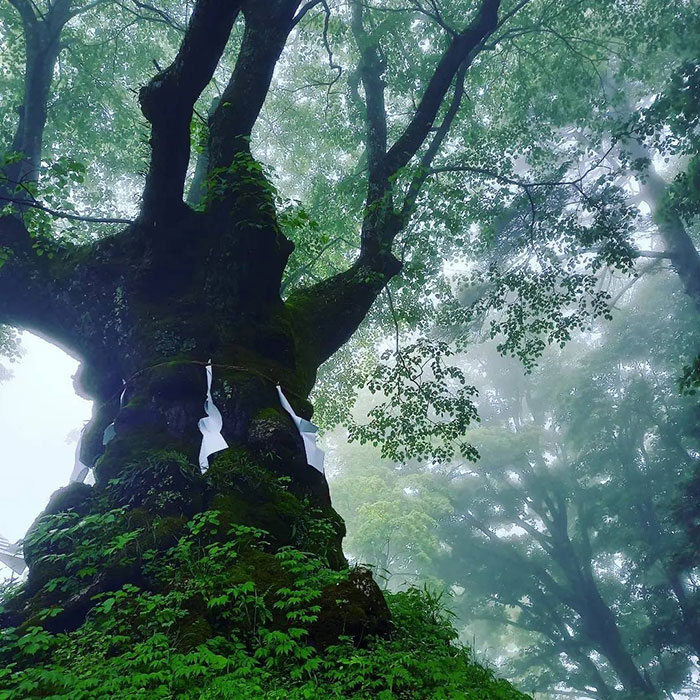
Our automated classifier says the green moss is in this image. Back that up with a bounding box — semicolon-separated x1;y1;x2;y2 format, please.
255;406;284;421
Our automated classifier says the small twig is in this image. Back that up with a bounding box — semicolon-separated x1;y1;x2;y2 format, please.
0;195;133;225
385;285;401;354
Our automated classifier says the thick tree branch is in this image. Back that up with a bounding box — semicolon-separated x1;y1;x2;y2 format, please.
0;213;85;359
0;0;100;356
208;0;302;173
6;0;73;188
287;252;402;368
350;0;389;211
138;0;242;220
399;61;468;223
384;0;501;177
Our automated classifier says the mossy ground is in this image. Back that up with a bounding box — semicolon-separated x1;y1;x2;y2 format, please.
0;570;530;699
0;451;530;699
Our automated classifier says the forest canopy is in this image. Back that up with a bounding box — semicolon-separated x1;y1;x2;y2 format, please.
0;0;698;698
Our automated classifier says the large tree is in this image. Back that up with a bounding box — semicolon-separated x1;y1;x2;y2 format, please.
0;0;540;696
0;0;696;696
0;0;503;576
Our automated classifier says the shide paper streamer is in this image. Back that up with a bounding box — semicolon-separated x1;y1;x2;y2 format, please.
65;367;323;485
69;426;90;484
68;379;126;486
276;385;325;474
198;362;228;472
0;533;26;576
70;384;126;485
102;383;127;449
70;383;128;485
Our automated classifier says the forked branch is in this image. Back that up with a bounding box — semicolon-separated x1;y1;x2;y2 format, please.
138;0;242;220
287;0;502;366
208;0;303;172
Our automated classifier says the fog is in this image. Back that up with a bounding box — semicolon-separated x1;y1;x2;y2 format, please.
0;334;91;548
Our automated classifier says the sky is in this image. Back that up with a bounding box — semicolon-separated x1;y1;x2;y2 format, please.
0;333;92;563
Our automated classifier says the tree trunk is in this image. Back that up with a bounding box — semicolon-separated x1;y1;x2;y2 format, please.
581;591;658;698
6;0;72;187
0;199;391;643
546;495;659;697
628;139;700;313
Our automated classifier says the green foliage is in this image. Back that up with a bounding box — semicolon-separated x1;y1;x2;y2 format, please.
0;508;529;700
679;354;700;395
348;339;480;463
0;325;21;381
332;272;700;699
201;150;277;215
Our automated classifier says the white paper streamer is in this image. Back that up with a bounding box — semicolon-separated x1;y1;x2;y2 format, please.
0;533;26;575
276;385;325;474
102;423;116;446
198;362;228;472
102;383;127;448
69;426;91;484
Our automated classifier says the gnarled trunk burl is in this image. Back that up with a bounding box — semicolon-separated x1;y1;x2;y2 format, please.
0;0;503;640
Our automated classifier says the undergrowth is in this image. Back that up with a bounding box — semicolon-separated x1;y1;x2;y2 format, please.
0;507;529;699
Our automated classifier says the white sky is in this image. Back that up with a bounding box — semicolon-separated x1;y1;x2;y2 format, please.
0;333;92;559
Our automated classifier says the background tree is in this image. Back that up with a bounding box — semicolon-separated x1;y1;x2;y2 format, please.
333;273;700;699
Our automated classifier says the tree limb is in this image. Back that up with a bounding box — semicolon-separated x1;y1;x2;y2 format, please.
399;60;468;223
138;0;242;220
608;259;661;308
351;0;389;211
635;249;673;259
292;0;322;26
0;194;133;225
384;0;501;177
6;0;37;25
208;0;302;173
0;213;85;358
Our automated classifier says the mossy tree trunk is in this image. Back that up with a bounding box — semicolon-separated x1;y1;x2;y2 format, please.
0;0;503;637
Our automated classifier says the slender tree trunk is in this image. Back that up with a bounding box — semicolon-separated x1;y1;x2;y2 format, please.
6;0;72;187
580;588;658;697
627;139;700;312
547;499;658;697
